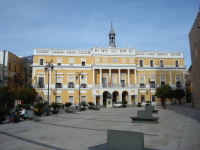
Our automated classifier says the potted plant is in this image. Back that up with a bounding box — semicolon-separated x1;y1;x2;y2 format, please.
121;100;127;108
146;101;150;106
88;102;95;109
81;102;87;111
50;102;61;114
0;107;10;124
137;102;142;107
33;103;45;116
65;102;72;110
16;104;32;110
103;102;106;107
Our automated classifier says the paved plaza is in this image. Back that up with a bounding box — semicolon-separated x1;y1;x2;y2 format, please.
0;105;200;150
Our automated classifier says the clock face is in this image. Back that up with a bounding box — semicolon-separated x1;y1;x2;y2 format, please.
112;58;117;63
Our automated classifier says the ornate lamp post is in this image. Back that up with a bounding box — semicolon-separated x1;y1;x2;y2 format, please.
148;78;152;106
76;71;83;112
44;60;54;116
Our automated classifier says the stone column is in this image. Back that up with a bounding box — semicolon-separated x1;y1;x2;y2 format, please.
134;69;137;85
100;69;102;87
92;95;96;105
100;94;103;105
109;69;111;85
128;94;132;104
93;69;95;85
118;69;121;84
170;70;172;85
119;94;122;102
128;69;130;87
134;94;138;104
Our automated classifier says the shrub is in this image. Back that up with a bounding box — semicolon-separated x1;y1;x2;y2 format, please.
88;102;95;107
50;102;61;111
103;102;106;106
81;102;87;108
122;100;128;106
65;102;72;108
16;104;32;110
0;107;10;121
33;103;45;112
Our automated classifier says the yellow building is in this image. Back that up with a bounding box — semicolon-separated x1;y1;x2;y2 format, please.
0;51;32;89
32;26;186;105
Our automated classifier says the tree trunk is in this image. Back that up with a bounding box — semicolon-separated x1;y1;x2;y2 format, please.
161;99;164;106
163;98;166;110
179;98;182;105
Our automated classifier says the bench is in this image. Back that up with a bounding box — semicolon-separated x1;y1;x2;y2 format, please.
91;105;100;110
88;129;144;150
22;110;38;122
66;107;76;113
145;106;159;114
130;110;159;124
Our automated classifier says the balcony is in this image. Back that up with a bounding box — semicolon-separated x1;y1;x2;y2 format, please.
14;79;18;84
38;84;45;88
68;84;75;88
150;83;156;88
8;77;13;82
139;84;146;88
81;84;87;88
176;84;182;88
102;83;109;88
111;83;118;88
56;83;63;88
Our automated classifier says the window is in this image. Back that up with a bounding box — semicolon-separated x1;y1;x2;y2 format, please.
102;77;107;87
81;96;86;102
139;76;145;88
69;96;74;103
81;58;86;66
152;95;156;102
139;60;143;67
150;60;154;67
121;75;125;87
149;77;155;88
81;76;86;88
160;76;165;86
57;58;62;66
160;60;164;67
39;58;43;65
122;58;126;63
38;77;44;88
9;63;11;70
69;58;74;66
176;76;181;87
68;76;74;88
141;95;145;102
175;60;179;67
56;77;62;88
56;96;61;103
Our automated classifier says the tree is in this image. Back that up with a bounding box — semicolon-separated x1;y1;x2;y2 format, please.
26;87;38;105
173;89;185;105
166;88;174;106
155;84;172;110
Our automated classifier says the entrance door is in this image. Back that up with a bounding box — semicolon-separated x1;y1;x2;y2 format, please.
113;92;117;102
102;77;107;87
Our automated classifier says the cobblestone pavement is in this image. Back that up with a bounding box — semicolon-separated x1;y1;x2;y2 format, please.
0;105;200;150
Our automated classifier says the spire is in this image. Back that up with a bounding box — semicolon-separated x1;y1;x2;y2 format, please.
109;20;116;47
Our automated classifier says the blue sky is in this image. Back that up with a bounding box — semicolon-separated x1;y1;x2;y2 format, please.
0;0;199;69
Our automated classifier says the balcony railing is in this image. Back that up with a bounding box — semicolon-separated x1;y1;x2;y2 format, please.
139;84;146;88
56;84;63;88
38;84;45;88
80;84;87;88
8;77;13;82
68;84;75;88
102;83;109;88
14;79;18;84
93;83;138;88
150;84;157;88
176;84;182;88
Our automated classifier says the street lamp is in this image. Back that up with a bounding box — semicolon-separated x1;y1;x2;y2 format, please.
76;71;83;112
148;78;152;106
44;60;54;116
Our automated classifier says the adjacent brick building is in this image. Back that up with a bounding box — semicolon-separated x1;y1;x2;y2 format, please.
189;7;200;109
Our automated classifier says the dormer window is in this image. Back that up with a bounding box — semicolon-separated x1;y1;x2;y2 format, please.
139;60;143;67
150;60;154;67
160;60;164;67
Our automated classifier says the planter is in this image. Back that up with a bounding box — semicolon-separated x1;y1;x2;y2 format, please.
88;107;93;110
137;105;142;107
0;117;5;124
51;110;59;114
34;111;44;116
146;104;150;106
81;108;86;111
122;105;127;108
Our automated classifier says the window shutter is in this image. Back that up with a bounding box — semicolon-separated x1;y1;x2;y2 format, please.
150;77;155;82
68;76;74;82
56;96;61;103
140;76;145;83
57;58;62;63
81;76;86;84
160;76;165;82
57;77;62;83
